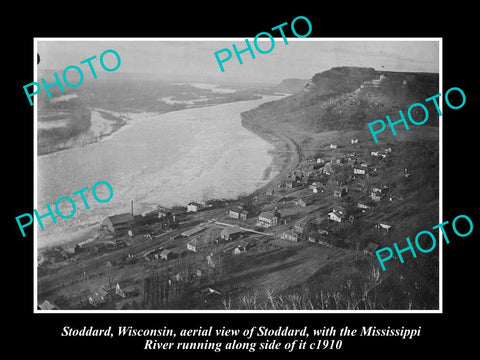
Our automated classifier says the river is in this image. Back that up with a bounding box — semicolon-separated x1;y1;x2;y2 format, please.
36;95;283;249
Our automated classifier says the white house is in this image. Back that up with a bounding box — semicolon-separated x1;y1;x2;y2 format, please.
328;206;347;223
357;202;371;210
375;223;392;232
233;246;247;255
187;202;203;212
257;211;278;228
328;212;343;223
281;229;299;242
351;138;358;144
353;167;366;175
187;238;199;252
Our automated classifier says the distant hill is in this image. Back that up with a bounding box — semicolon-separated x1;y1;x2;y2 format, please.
275;78;309;93
242;66;439;133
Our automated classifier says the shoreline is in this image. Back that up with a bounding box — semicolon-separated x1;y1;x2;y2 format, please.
37;109;130;157
239;111;302;200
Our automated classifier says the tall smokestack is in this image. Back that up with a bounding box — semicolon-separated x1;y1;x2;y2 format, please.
131;200;133;216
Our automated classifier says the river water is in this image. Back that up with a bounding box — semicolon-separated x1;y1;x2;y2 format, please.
36;95;282;249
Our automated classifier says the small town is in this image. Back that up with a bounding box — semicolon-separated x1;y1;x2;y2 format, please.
37;128;437;311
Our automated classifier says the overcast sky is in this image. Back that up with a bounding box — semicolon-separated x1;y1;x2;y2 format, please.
37;39;440;84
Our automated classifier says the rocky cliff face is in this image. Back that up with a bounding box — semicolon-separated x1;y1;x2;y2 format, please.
307;66;378;96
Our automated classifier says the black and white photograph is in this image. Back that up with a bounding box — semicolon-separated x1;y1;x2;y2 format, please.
6;6;479;357
34;39;441;312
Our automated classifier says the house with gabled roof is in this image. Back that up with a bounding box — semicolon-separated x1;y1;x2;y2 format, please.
328;206;347;223
333;186;348;198
257;211;278;228
187;238;200;252
353;166;367;175
233;245;247;255
296;197;313;207
159;248;172;261
375;223;392;232
228;206;244;219
294;217;313;234
88;288;109;307
357;202;372;210
284;180;294;189
370;185;388;202
328;212;343;223
281;229;299;242
187;202;204;212
220;226;244;241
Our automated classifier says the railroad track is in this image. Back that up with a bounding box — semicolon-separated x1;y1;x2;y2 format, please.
37;220;201;297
